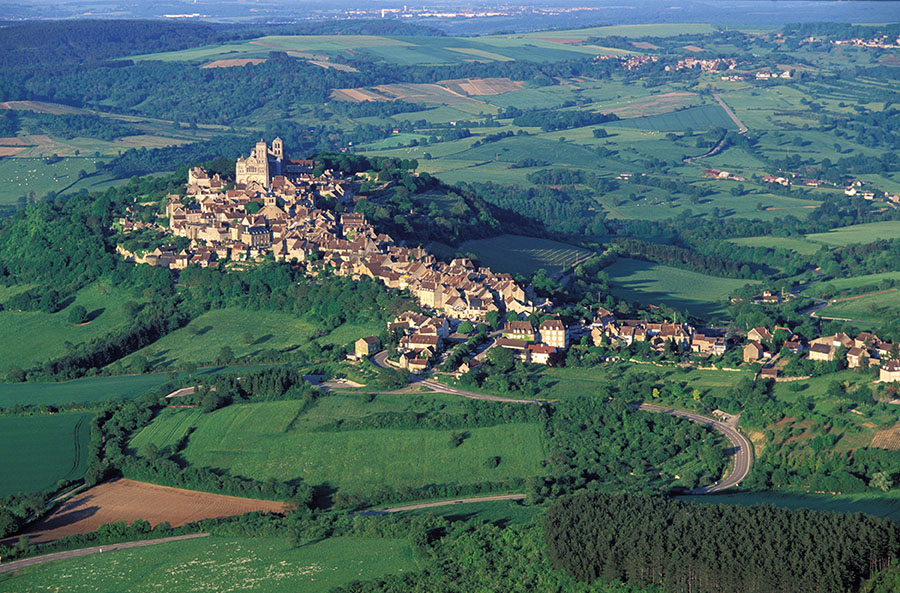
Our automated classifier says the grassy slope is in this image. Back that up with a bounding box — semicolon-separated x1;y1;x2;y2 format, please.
451;234;592;276
0;411;92;495
0;536;417;593
818;290;900;322
805;221;900;246
115;308;382;371
0;283;144;375
130;396;544;494
605;258;751;318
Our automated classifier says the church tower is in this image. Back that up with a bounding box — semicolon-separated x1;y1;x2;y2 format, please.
272;137;284;159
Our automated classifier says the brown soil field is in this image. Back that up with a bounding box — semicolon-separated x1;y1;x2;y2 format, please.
310;60;358;72
440;77;523;96
331;88;391;102
631;41;661;50
683;45;705;53
201;58;266;69
871;423;900;450
0;100;85;115
10;479;289;544
0;147;25;156
0;137;26;146
609;91;697;118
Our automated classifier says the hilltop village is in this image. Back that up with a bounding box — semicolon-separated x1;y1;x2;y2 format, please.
115;139;900;379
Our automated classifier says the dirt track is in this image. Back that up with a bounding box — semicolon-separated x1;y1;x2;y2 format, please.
6;479;288;545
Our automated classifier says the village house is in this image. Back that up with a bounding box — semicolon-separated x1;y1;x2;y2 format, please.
692;333;728;356
355;336;381;358
505;321;537;342
747;327;773;343
881;360;900;383
743;342;767;363
527;343;557;366
846;347;869;369
808;343;835;362
539;319;569;350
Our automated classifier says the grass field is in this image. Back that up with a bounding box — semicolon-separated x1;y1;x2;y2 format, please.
0;412;92;495
0;374;171;408
804;271;900;297
130;396;545;496
604;258;751;318
817;290;900;322
805;221;900;246
608;104;738;132
116;308;381;371
447;234;592;276
0;282;145;375
0;536;417;593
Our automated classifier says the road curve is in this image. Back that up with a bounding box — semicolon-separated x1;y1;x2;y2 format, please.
0;533;210;574
638;404;753;493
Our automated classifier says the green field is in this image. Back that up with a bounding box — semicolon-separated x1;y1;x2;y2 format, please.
0;283;145;375
805;221;900;246
0;373;171;408
115;308;381;371
130;396;545;495
0;536;417;593
0;412;92;495
605;258;751;318
608;104;738;132
804;271;900;297
817;290;900;322
445;234;592;276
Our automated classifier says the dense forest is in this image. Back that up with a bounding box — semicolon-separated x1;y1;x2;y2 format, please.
545;491;900;593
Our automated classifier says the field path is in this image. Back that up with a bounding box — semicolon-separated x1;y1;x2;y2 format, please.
0;533;210;574
713;92;747;134
367;493;527;514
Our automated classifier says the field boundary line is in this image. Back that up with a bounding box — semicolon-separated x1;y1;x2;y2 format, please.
0;533;210;574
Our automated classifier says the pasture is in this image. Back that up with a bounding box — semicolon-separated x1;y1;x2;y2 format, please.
607;104;738;132
0;535;416;593
0;412;92;496
805;221;900;246
15;479;288;544
0;282;145;376
804;271;900;297
0;374;171;408
130;397;545;496
604;258;752;318
454;234;593;276
817;290;900;322
115;308;381;371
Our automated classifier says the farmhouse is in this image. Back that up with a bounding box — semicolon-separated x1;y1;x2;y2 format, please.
808;343;835;362
743;342;767;363
539;319;569;350
846;347;869;369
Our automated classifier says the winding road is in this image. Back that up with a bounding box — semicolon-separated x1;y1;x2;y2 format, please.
371;351;754;494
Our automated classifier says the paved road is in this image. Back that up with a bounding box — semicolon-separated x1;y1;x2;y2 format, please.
368;493;528;514
376;351;752;492
0;533;210;574
638;404;753;493
713;92;748;134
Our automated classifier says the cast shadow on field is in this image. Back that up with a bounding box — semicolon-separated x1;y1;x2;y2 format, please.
86;308;104;322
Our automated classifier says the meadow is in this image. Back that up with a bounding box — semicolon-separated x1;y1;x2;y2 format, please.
0;282;145;376
604;258;752;318
817;290;900;322
0;412;92;495
0;536;418;593
129;396;545;496
607;104;738;132
804;271;900;297
450;234;593;276
115;308;381;371
0;374;170;408
804;221;900;247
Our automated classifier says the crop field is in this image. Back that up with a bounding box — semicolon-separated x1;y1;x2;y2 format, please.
605;258;751;318
0;535;417;593
0;412;92;496
607;92;700;118
0;373;172;408
607;104;738;132
804;221;900;246
817;290;900;322
15;479;288;544
0;283;145;375
116;308;378;371
452;234;593;276
131;398;544;496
